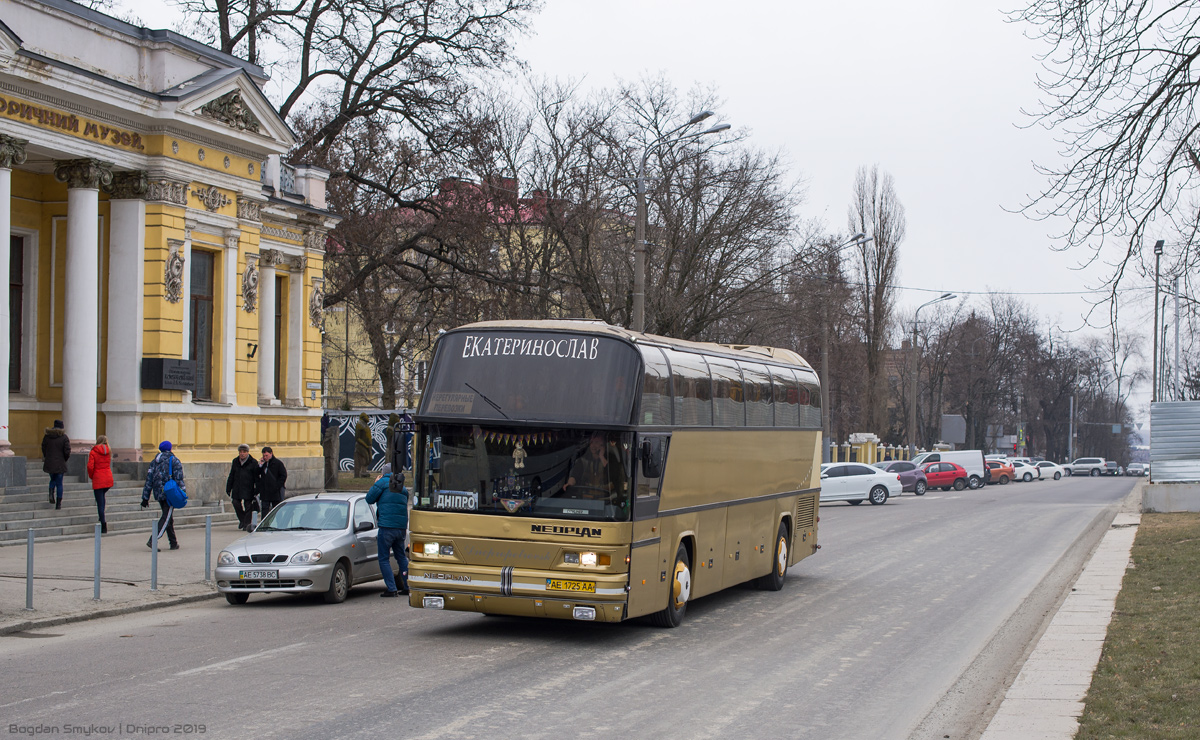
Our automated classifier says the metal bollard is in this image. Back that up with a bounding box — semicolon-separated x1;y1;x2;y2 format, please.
150;519;158;591
94;523;102;601
25;528;34;611
204;515;212;582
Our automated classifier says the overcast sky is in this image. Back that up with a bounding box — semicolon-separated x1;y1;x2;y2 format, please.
126;0;1161;418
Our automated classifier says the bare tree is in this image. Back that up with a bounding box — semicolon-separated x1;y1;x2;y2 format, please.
847;165;904;432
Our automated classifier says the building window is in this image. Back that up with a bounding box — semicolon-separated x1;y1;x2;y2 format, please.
189;250;215;400
9;235;22;392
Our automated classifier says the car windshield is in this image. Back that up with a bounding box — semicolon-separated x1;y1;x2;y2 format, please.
416;424;632;522
257;500;350;531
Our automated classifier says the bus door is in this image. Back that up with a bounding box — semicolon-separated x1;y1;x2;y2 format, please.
626;433;671;618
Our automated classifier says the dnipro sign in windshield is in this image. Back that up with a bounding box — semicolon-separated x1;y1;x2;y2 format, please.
419;330;641;426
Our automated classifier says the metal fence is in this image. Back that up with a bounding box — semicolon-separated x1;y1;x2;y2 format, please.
1150;401;1200;482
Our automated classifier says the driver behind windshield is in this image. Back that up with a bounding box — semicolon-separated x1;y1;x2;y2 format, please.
566;432;627;500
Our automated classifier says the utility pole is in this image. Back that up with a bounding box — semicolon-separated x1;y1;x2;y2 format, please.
1152;239;1163;402
1068;395;1074;462
1175;275;1181;400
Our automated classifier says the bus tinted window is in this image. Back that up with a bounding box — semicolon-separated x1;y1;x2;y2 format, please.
741;362;774;426
772;367;800;427
639;346;672;425
420;331;640;426
799;371;821;428
665;350;712;426
708;356;745;427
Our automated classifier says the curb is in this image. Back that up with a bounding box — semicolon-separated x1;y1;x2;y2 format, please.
0;590;221;636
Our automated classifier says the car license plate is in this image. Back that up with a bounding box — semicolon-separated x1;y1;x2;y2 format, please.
239;570;278;579
545;578;595;593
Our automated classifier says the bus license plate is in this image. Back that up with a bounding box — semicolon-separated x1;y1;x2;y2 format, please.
545;579;595;593
240;570;277;579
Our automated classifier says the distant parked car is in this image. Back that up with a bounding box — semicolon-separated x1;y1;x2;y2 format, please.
986;460;1014;485
820;463;903;505
1104;461;1124;476
1126;462;1146;477
1066;457;1107;477
1035;461;1065;480
920;461;970;491
910;450;987;489
874;460;929;495
1011;460;1042;482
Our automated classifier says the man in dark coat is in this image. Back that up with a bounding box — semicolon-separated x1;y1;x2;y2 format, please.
41;419;71;508
226;443;259;530
258;446;288;516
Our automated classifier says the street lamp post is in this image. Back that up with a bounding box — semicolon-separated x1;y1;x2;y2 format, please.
815;233;871;463
632;112;730;333
1152;239;1163;402
909;293;956;457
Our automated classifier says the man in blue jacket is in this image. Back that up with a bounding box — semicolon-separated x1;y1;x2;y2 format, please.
366;464;409;597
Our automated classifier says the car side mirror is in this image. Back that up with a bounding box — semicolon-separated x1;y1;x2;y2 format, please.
820;473;829;480
355;521;375;533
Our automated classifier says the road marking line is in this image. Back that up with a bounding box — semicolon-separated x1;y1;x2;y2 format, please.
175;642;307;676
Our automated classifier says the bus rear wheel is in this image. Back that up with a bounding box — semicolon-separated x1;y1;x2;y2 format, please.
755;522;789;591
651;544;691;628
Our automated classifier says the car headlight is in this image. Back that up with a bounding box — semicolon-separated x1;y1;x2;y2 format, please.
218;550;235;566
290;549;323;564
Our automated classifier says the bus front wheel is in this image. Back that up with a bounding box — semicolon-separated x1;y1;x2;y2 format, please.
755;522;789;591
651;545;691;628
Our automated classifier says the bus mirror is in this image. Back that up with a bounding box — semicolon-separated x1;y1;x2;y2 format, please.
641;440;663;479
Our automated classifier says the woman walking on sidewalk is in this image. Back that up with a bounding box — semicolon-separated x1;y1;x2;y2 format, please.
41;419;70;509
87;435;114;534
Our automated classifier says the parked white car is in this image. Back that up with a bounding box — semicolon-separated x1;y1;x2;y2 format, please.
1067;457;1107;476
910;450;988;489
1035;461;1066;480
820;463;903;505
1011;460;1042;482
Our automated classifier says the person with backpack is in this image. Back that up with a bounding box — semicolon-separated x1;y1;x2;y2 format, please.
366;464;409;597
226;443;259;530
141;440;184;550
258;446;287;517
86;435;114;534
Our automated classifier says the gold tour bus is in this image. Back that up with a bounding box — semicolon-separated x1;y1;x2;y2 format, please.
406;320;822;626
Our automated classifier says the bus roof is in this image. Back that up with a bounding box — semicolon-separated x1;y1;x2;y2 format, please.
449;320;814;371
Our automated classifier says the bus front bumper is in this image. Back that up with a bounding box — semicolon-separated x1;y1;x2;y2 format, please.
408;566;629;622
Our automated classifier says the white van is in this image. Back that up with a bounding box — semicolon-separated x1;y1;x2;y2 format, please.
910;450;988;489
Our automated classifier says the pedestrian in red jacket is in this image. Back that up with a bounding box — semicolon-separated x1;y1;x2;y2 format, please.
87;435;114;534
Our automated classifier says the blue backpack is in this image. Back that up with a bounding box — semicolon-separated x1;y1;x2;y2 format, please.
163;456;188;509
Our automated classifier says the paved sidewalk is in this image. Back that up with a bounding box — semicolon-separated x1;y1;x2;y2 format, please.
979;482;1144;740
0;518;241;635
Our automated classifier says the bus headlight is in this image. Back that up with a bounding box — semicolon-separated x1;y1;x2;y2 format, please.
563;552;580;565
580;552;597;566
424;542;440;556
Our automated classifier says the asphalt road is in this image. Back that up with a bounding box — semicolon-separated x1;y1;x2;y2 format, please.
1;474;1136;740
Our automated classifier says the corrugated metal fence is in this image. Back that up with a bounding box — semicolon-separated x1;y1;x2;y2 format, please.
1150;401;1200;482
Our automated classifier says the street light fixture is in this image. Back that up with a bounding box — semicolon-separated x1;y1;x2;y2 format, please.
909;292;956;457
632;113;730;333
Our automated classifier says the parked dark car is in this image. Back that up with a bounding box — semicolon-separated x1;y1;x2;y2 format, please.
1104;461;1124;476
874;460;929;495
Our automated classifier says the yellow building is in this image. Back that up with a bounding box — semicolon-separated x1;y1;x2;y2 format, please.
0;0;337;497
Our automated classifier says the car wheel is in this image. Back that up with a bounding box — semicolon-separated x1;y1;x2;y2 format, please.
323;561;350;604
914;480;927;495
1054;472;1061;480
953;478;966;491
755;522;789;591
999;476;1009;485
848;499;864;505
650;544;691;627
968;475;983;490
225;592;249;605
1023;473;1033;482
1090;468;1100;477
1066;469;1073;476
868;486;889;505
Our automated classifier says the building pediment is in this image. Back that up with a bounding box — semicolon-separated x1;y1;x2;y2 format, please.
0;18;22;68
165;69;295;151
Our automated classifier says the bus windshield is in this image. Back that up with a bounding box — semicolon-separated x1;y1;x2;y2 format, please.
419;330;640;425
416;424;632;522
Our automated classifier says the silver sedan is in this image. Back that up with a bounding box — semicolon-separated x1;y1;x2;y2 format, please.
216;493;384;604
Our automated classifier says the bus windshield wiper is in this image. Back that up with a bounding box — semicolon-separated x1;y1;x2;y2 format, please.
465;383;509;419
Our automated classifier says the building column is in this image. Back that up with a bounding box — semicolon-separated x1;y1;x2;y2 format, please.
257;249;279;405
221;230;240;404
105;171;147;460
286;267;303;405
0;135;27;457
54;158;113;451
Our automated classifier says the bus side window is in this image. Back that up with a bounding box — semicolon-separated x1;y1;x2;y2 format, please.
637;436;669;497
